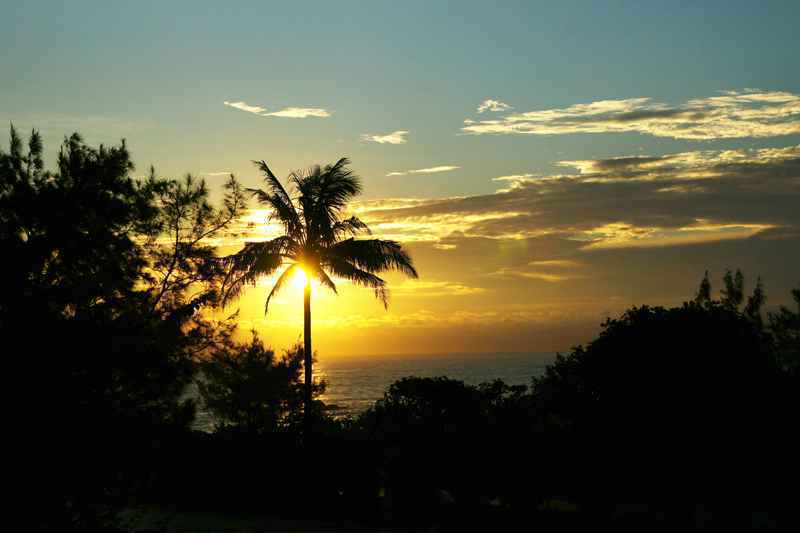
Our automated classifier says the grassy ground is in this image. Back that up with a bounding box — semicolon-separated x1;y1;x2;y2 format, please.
116;507;410;533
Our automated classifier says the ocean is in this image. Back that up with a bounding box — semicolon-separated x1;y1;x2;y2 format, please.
191;352;554;431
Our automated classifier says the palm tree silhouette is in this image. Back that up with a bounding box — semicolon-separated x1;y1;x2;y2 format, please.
221;158;418;430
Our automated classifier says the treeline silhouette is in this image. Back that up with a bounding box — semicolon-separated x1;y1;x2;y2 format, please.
2;129;798;531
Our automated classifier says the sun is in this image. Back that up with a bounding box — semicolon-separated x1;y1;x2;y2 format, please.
290;265;309;290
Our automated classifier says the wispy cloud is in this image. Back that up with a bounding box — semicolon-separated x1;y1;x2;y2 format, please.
391;279;486;296
463;90;800;140
490;267;578;283
386;165;460;177
477;99;512;113
361;130;409;144
223;101;267;114
411;166;460;174
489;258;584;283
492;173;538;191
205;171;232;176
528;259;583;268
579;221;774;250
266;107;331;118
224;100;331;118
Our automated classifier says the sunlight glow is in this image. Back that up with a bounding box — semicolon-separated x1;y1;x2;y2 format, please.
291;265;309;291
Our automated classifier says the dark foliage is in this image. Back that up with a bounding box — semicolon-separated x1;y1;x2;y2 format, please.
531;303;782;503
769;287;800;377
197;336;326;434
1;126;244;529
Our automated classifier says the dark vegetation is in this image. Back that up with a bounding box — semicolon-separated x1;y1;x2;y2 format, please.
2;128;798;530
196;337;326;434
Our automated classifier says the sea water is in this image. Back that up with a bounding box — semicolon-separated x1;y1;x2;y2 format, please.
191;352;554;431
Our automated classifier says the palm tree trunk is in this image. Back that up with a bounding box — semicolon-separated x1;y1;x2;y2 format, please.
303;278;312;433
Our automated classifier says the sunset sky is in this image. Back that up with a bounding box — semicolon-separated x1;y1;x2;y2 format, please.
3;1;799;355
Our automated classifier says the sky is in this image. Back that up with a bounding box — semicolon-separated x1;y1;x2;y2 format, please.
2;1;799;355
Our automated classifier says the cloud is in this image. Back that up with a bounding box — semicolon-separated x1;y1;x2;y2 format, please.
386;165;460;177
352;198;433;210
492;173;538;191
489;258;584;282
358;144;800;249
350;211;525;242
493;174;536;181
266;107;331;118
205;171;232;176
361;130;409;144
490;267;578;283
222;144;799;253
257;307;578;330
462;90;800;139
528;259;583;268
656;184;710;194
223;100;268;114
578;221;774;250
556;145;800;182
391;279;487;296
410;166;460;174
477;99;512;113
224;101;331;118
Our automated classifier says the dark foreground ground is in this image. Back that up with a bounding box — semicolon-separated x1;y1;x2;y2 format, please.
117;507;404;533
115;502;785;532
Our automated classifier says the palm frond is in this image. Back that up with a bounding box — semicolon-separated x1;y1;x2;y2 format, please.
265;263;300;315
332;215;371;238
324;238;418;278
288;165;319;237
290;158;362;245
324;258;389;308
251;160;301;237
323;157;349;177
312;265;338;295
249;187;302;238
315;157;362;220
220;237;295;304
288;164;320;197
254;160;292;204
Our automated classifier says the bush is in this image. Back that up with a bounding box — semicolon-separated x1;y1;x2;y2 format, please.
197;335;326;434
531;300;790;509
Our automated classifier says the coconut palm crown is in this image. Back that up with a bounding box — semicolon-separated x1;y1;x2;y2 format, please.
220;157;418;428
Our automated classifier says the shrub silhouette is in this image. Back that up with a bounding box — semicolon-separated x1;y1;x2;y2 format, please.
769;287;800;376
530;299;792;515
1;127;246;528
197;335;326;434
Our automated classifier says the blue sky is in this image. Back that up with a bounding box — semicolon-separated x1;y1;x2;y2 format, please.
3;1;797;195
2;1;799;353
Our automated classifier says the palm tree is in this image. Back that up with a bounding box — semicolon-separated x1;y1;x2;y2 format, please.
220;157;418;430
